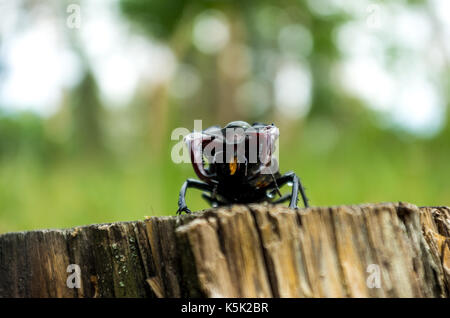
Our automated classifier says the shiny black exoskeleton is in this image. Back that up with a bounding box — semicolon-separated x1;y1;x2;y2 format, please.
177;121;309;214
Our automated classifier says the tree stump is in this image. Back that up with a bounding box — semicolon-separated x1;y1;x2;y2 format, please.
0;202;448;298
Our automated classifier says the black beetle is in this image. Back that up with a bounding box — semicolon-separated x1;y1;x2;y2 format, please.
177;121;309;214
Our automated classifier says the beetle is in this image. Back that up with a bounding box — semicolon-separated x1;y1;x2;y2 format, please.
177;121;309;214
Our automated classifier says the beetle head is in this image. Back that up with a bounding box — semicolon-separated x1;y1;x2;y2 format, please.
184;121;279;184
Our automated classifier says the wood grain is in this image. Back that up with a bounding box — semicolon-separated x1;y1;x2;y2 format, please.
0;203;448;297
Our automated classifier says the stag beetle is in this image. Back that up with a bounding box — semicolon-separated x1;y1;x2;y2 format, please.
177;121;309;214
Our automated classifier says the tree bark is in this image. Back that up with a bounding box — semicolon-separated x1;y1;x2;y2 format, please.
0;202;448;298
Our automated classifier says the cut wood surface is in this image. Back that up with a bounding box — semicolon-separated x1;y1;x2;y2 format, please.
0;202;449;298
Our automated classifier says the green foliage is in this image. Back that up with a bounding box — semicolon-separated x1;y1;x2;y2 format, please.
0;108;448;234
69;71;105;156
0;112;59;163
120;0;190;39
0;0;448;233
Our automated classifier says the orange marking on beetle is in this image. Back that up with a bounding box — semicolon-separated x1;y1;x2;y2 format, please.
256;180;269;188
229;157;237;175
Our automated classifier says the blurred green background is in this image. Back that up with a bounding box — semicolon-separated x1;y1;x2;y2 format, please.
0;0;449;233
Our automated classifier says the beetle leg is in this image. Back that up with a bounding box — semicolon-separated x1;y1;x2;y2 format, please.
201;193;218;207
177;179;213;215
274;171;309;208
201;192;229;208
272;193;291;204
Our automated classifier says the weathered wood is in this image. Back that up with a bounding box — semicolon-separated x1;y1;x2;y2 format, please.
0;202;448;298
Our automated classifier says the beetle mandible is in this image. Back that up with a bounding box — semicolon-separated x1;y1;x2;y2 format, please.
177;121;309;214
